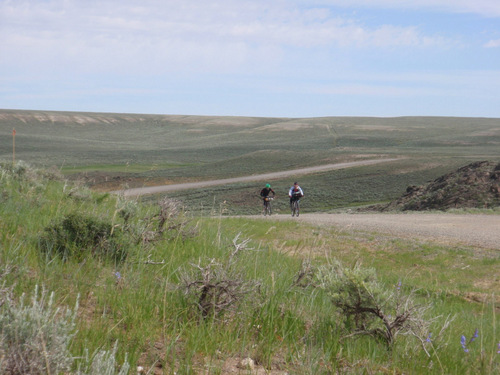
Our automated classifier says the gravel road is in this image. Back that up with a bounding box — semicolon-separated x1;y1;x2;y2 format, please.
269;213;500;250
118;158;399;196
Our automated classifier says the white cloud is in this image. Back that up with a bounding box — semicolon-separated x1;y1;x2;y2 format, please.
265;68;500;100
302;0;500;17
1;0;495;118
0;0;451;77
484;39;500;48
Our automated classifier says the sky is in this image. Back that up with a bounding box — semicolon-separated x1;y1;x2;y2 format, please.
1;0;500;118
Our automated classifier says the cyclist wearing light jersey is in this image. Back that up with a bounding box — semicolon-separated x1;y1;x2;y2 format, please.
288;182;304;205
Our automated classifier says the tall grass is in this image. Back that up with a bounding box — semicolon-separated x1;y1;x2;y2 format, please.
0;161;499;374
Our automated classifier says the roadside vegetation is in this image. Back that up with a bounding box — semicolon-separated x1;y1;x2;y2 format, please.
1;161;499;374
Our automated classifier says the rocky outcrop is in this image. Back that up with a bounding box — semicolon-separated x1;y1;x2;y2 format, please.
374;161;500;211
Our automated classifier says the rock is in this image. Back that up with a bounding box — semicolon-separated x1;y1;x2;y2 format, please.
368;161;500;211
238;357;255;370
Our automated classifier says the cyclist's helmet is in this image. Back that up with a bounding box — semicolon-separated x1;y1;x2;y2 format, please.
266;183;271;188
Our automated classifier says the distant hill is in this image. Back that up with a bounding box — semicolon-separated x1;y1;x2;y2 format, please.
2;109;500;212
371;161;500;211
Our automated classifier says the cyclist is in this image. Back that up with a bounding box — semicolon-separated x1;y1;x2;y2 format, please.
260;183;276;214
288;182;304;216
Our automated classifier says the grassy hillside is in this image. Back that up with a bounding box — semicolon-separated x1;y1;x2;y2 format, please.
0;111;498;170
1;109;499;212
1;162;499;374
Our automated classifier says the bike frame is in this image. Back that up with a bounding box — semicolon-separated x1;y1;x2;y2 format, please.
263;196;273;216
291;197;300;217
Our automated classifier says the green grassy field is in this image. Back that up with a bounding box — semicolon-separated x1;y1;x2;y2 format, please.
0;162;498;374
1;109;499;212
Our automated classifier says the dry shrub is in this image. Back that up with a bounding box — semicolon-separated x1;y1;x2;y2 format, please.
179;234;259;320
304;259;438;349
140;197;198;243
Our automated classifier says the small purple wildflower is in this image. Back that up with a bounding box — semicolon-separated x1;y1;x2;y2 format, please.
114;271;122;280
497;342;500;354
426;333;432;343
460;330;479;353
470;328;479;342
461;335;468;352
396;280;402;290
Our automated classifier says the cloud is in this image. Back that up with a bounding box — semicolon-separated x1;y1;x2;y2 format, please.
302;0;500;17
0;0;452;78
484;39;500;48
3;0;494;118
265;68;500;100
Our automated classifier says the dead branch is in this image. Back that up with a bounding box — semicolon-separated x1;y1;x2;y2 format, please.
180;258;258;319
229;232;253;262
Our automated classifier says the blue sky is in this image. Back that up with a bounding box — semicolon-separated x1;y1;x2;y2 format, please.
1;0;499;117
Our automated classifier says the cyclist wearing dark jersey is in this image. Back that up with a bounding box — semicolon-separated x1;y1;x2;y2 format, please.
260;183;276;201
260;183;276;214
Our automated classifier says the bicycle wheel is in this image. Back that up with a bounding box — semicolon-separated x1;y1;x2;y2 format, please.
294;200;299;217
266;201;272;216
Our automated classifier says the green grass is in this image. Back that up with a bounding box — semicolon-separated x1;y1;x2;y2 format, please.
1;163;499;374
62;162;197;174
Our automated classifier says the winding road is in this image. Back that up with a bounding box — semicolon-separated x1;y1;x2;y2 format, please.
117;158;399;196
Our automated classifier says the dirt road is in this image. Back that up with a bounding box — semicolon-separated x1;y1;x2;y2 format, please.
118;158;399;196
270;213;500;250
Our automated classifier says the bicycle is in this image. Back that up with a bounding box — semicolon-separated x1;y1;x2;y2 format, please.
263;196;274;216
290;195;301;217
